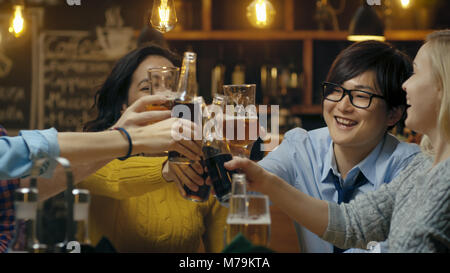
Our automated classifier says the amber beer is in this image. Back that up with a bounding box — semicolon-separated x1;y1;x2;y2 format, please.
145;99;175;111
226;216;271;247
223;116;259;148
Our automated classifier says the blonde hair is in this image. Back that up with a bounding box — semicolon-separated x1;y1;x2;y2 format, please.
419;30;450;155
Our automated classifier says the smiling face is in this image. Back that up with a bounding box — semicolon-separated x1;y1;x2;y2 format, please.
127;55;175;106
402;43;441;136
323;70;399;151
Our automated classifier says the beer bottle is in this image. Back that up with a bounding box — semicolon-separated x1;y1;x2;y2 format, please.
202;95;237;205
231;173;247;196
169;51;198;164
8;187;47;253
182;94;226;202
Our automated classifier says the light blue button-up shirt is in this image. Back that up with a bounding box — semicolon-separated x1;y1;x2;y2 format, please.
0;128;60;180
258;127;420;253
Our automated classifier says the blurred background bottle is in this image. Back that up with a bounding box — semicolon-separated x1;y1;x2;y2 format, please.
211;45;226;98
73;189;94;253
8;187;47;253
231;45;246;85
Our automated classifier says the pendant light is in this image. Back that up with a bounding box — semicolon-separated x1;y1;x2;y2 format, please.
347;3;385;42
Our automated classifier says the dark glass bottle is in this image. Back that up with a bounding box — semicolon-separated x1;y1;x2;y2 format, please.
169;51;198;164
202;96;237;205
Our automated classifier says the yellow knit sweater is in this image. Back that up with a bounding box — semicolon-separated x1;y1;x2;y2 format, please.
79;156;228;253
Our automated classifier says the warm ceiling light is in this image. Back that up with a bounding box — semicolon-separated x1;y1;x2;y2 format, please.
347;4;385;42
400;0;410;9
150;0;178;33
347;35;386;42
9;5;25;37
246;0;276;28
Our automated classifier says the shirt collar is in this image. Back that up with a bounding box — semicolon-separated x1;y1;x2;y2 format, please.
320;134;388;187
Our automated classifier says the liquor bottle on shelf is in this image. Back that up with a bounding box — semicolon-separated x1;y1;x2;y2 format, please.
260;45;272;105
202;97;237;205
7;187;47;253
260;45;279;106
169;51;199;164
286;60;303;106
211;45;226;98
231;45;246;85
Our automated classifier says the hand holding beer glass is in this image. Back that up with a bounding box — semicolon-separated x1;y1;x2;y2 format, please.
225;194;271;247
222;84;259;158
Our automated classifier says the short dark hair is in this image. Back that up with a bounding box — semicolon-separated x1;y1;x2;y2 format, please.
326;40;413;114
84;44;181;132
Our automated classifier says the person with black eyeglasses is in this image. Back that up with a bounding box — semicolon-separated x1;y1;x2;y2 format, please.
241;41;421;253
224;30;450;253
321;81;386;109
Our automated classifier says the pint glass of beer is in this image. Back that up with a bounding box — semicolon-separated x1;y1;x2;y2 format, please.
222;84;259;157
225;194;271;247
146;66;180;111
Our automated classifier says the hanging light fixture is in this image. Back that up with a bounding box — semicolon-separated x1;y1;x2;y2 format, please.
246;0;276;28
9;2;25;38
400;0;411;9
150;0;178;33
347;3;385;42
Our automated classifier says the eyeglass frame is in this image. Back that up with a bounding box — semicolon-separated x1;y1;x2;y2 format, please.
321;81;385;109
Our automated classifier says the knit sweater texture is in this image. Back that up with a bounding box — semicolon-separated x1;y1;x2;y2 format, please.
80;156;228;253
322;153;450;252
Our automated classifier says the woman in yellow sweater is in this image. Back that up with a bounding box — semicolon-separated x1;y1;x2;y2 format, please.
80;44;228;253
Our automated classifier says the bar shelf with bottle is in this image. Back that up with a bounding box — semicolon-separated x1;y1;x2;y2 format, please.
163;0;432;121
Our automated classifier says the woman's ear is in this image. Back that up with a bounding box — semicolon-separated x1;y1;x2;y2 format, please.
387;105;405;127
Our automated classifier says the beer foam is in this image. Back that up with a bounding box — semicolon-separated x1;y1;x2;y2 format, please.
226;216;271;225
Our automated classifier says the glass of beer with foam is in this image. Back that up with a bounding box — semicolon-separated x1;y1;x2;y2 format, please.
225;194;271;247
222;84;259;158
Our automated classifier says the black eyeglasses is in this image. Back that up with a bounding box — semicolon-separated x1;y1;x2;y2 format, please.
321;82;385;109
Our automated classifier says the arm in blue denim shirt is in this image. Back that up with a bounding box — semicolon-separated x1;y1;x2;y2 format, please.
0;128;60;180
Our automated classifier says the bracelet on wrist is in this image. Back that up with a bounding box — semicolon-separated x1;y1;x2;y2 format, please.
111;127;133;161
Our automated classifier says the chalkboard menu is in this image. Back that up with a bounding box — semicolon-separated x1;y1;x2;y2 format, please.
0;14;34;132
38;31;116;132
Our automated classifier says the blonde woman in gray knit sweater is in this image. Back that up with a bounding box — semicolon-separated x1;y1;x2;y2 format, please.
223;30;450;252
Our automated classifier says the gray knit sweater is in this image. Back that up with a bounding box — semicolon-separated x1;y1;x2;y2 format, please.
322;152;450;252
